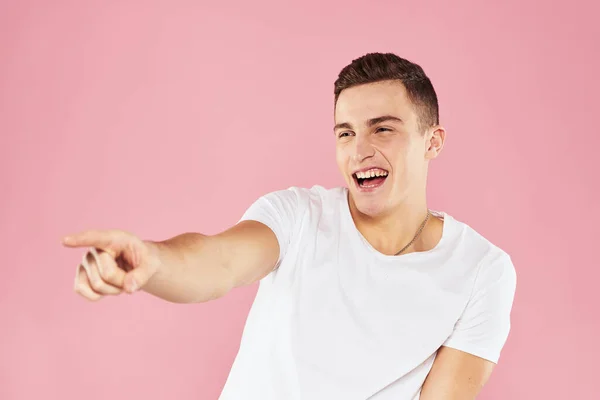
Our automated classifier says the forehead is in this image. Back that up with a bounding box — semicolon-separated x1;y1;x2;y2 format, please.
334;80;415;123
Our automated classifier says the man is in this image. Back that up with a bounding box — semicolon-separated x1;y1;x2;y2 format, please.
63;53;517;399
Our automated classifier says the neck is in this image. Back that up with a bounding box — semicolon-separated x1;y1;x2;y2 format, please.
348;192;438;256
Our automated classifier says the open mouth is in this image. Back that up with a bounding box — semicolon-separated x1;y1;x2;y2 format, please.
353;168;388;189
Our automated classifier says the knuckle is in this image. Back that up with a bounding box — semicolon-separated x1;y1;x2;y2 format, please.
98;255;118;280
88;277;106;292
111;229;126;240
74;286;101;301
100;266;115;281
74;280;86;292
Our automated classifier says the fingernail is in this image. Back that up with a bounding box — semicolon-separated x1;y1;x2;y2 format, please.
130;279;138;293
62;236;72;244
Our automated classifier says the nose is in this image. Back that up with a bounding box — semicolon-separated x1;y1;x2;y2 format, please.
353;136;375;162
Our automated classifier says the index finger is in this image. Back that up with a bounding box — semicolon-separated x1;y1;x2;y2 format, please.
62;230;122;256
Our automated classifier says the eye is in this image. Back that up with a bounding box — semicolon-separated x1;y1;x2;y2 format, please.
338;131;354;138
376;127;391;133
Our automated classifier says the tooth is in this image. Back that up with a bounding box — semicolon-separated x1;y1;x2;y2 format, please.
375;170;381;177
370;170;375;178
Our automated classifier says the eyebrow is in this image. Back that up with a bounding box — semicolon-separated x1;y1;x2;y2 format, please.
333;115;404;132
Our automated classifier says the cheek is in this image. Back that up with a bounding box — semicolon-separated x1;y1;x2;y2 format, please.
335;146;349;170
380;146;405;172
391;147;424;182
388;139;420;167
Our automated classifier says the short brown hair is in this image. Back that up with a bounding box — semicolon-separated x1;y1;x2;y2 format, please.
334;53;439;132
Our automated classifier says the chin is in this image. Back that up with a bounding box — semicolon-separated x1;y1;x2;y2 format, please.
349;191;388;218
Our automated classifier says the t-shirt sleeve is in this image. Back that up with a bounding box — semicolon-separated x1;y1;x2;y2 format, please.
442;250;517;364
237;187;306;269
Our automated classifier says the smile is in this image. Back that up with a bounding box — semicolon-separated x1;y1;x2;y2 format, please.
352;168;388;190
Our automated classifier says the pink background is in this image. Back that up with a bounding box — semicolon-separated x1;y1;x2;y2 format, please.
1;0;598;399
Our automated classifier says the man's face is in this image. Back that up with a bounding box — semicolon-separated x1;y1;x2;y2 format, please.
334;80;439;217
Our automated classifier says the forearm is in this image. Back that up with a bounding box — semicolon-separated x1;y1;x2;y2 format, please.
141;233;235;304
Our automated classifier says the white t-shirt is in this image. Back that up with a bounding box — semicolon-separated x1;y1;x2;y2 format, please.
219;186;517;400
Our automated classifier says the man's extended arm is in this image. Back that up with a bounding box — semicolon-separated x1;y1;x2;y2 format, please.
65;220;280;303
143;221;280;303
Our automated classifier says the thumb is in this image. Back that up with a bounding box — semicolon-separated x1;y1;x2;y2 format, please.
124;264;155;294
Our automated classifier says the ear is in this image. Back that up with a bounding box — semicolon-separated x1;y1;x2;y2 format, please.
425;125;446;160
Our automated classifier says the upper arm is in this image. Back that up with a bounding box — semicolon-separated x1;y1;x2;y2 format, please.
215;187;305;287
420;346;494;400
214;220;281;287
